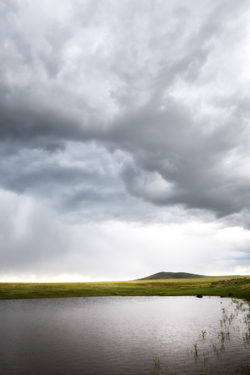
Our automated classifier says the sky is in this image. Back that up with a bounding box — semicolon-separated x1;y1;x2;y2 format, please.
1;0;250;282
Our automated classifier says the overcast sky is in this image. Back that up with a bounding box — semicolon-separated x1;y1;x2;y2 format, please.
1;0;250;282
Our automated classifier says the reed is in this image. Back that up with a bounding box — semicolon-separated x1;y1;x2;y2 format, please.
153;357;161;368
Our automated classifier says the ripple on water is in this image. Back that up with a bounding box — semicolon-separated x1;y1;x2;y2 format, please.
0;296;250;375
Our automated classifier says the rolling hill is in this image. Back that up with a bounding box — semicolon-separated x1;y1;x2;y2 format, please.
138;271;206;280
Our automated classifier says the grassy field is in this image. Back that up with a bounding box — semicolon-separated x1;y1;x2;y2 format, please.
1;276;250;301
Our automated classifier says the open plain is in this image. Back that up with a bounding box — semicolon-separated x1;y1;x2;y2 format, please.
1;276;250;301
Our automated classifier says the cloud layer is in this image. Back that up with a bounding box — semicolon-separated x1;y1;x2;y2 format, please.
1;0;250;280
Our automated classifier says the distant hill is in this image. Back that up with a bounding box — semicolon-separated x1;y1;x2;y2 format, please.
138;272;206;280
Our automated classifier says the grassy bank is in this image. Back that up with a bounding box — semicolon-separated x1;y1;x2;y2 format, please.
1;276;250;301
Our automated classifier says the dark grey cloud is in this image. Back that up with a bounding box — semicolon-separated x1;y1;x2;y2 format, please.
0;0;250;225
110;98;250;218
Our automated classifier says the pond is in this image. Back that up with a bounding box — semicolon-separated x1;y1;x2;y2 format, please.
0;296;250;374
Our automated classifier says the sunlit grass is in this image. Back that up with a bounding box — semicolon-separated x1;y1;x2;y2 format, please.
0;276;250;300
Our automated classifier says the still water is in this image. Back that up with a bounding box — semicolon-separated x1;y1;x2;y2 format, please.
0;296;250;375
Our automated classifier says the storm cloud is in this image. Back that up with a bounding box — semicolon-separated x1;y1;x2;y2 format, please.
1;0;250;280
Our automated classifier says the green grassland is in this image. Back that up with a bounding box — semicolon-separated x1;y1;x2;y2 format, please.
1;276;250;301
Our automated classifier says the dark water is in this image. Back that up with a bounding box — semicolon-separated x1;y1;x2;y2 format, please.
0;296;250;375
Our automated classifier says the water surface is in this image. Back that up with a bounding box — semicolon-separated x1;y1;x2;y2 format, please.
0;296;250;374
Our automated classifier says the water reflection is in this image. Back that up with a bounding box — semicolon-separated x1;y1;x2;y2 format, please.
148;298;250;375
0;296;249;374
